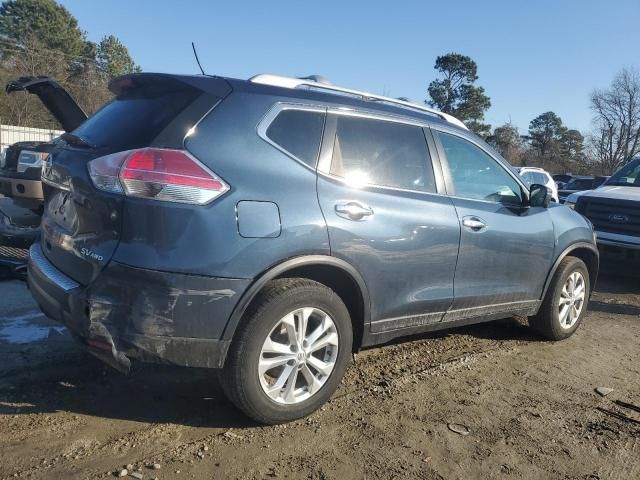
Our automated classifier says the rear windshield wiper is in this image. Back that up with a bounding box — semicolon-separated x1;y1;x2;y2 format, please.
61;132;96;149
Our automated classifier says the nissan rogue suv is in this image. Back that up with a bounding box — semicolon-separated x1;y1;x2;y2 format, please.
28;72;599;424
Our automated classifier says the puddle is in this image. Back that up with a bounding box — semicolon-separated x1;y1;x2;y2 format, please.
0;312;66;344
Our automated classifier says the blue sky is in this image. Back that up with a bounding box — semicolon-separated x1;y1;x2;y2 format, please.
59;0;638;135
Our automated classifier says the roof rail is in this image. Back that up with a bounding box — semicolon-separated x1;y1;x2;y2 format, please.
249;73;468;130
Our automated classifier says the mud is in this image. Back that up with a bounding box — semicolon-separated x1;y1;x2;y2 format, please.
0;268;638;479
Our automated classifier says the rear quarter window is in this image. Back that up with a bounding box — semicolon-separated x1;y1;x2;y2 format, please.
265;109;325;167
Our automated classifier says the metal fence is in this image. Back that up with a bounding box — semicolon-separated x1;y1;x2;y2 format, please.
0;123;63;154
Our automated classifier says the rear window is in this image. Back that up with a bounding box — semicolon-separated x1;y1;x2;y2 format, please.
565;178;594;190
72;82;200;150
520;171;548;186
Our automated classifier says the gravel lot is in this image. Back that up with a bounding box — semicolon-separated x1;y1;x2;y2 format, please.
0;263;638;480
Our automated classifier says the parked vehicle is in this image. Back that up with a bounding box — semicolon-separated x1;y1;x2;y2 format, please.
27;72;599;424
0;196;39;278
553;174;573;189
516;167;559;202
558;176;608;203
0;76;87;275
567;158;640;255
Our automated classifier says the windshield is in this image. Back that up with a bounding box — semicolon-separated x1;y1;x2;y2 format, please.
563;178;594;190
606;159;640;186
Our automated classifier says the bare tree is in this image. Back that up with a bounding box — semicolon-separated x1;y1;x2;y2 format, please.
589;67;640;174
0;38;112;129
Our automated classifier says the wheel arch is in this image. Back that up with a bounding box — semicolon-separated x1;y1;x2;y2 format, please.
540;242;599;301
220;255;370;358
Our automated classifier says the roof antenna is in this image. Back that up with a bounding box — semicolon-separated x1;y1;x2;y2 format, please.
191;42;206;75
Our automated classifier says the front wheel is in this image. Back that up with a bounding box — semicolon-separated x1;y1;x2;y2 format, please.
530;256;590;340
221;278;353;424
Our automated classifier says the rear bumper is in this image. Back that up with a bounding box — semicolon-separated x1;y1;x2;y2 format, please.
27;243;250;372
0;176;43;200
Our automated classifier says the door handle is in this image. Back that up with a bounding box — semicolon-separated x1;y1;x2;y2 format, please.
335;201;374;221
462;216;487;231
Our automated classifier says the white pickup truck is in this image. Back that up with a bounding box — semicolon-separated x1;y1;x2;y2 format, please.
566;158;640;252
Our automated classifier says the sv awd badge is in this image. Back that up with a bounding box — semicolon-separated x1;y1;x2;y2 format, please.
80;248;104;261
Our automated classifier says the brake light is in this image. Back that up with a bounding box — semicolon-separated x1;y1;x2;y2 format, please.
88;148;229;205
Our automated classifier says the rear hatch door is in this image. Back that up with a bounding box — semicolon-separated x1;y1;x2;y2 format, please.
40;73;227;285
6;76;87;132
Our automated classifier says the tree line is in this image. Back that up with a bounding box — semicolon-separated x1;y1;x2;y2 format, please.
427;52;640;175
0;0;139;129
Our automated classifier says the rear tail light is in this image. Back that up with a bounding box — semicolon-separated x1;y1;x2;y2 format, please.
88;148;229;205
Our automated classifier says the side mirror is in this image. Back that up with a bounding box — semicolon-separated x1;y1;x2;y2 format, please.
529;184;551;208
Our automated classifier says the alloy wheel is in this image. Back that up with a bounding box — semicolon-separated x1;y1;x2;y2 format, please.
558;271;586;329
258;307;339;404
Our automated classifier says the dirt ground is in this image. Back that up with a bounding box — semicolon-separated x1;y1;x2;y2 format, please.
0;263;639;480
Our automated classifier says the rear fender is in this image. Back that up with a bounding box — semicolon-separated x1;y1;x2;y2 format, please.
218;255;370;360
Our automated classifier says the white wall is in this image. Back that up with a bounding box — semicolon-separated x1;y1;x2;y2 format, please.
0;124;63;153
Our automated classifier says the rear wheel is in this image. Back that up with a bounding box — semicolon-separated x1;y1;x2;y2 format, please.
221;278;352;424
531;256;590;340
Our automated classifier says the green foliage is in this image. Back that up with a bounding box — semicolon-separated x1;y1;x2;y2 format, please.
559;129;584;160
0;1;141;129
427;53;492;137
487;123;523;164
527;112;585;172
528;111;564;157
0;0;89;57
96;35;141;78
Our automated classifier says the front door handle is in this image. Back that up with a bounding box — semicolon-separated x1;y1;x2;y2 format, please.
335;201;374;221
462;216;487;231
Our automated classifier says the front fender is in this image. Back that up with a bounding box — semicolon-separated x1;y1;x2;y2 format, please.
539;241;599;302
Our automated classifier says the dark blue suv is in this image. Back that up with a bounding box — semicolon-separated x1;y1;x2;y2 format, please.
27;73;599;424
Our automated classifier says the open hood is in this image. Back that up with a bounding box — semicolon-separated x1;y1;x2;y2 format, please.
6;76;87;132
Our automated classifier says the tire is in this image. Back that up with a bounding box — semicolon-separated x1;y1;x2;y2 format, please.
531;256;590;340
221;278;353;424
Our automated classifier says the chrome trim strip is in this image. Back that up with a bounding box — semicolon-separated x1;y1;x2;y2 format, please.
371;300;540;334
443;300;539;322
29;243;80;292
327;106;433;128
317;170;447;198
249;73;468;130
182;98;222;146
371;311;444;333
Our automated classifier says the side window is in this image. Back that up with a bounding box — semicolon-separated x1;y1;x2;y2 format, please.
438;132;523;205
266;109;325;167
329;115;436;193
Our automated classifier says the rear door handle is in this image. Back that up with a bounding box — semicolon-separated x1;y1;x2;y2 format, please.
462;216;487;231
335;201;374;221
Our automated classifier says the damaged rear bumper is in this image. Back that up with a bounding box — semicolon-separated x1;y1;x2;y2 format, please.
27;243;250;372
